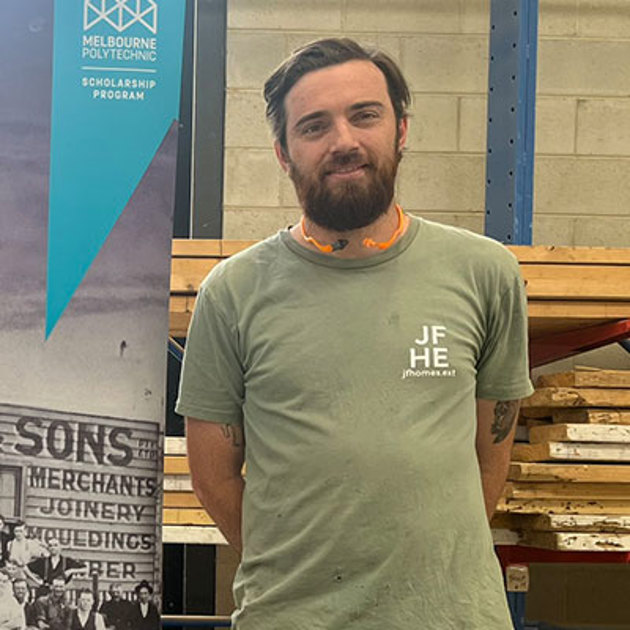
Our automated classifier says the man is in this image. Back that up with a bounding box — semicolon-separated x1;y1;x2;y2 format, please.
98;583;131;630
12;577;37;629
7;523;42;572
0;569;24;630
177;38;533;629
66;589;105;630
127;581;159;630
27;539;85;592
33;576;68;630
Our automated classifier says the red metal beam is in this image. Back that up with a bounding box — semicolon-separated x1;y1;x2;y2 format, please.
529;319;630;368
496;545;630;567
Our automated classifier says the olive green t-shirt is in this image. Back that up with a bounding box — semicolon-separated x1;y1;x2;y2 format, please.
176;216;534;629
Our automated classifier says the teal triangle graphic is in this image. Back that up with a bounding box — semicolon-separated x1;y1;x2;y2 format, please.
46;0;185;337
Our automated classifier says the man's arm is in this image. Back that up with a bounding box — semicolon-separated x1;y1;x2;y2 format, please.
475;399;521;521
186;418;245;553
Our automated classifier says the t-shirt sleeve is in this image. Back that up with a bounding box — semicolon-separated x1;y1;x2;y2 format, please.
175;280;244;426
475;257;535;400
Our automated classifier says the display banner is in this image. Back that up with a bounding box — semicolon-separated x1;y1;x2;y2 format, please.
0;0;185;624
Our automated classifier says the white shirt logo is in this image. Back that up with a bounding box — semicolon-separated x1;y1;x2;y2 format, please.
402;325;456;379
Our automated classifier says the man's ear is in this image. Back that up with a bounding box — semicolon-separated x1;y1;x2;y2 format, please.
397;116;409;152
274;141;290;173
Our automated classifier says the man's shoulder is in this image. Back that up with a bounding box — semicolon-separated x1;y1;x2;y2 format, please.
197;232;287;299
419;218;516;261
416;217;520;278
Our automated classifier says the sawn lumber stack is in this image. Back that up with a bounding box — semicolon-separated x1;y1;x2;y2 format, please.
494;367;630;551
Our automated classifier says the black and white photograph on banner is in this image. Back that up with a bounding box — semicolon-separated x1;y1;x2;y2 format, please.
0;1;185;628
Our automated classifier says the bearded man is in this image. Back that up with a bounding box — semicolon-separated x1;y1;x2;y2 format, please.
177;37;533;630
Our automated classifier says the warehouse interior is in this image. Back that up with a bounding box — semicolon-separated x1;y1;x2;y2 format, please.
1;1;630;629
162;1;630;629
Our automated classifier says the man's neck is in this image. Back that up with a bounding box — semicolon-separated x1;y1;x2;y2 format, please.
290;202;408;259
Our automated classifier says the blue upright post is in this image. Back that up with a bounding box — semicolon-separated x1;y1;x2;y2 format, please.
485;0;539;246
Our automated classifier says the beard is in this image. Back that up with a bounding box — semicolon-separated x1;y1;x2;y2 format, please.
288;144;401;232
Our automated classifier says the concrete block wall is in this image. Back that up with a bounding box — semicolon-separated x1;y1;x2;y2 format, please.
223;0;630;247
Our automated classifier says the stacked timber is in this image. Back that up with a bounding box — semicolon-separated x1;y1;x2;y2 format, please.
494;367;630;551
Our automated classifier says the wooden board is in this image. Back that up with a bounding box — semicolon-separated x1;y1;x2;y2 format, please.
508;246;630;265
165;437;187;455
497;498;630;515
522;514;630;533
163;525;226;545
164;477;193;492
519;264;630;301
163;508;214;526
163;492;201;508
529;423;630;444
521;531;630;552
505;481;630;500
536;369;630;389
172;239;222;257
170;258;220;293
508;462;630;483
512;441;630;462
164;455;190;475
522;387;630;410
552;408;630;425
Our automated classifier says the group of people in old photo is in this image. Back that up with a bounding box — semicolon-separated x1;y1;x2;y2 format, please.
0;516;159;630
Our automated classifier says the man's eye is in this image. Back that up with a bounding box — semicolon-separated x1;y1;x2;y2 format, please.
355;110;379;122
301;122;325;136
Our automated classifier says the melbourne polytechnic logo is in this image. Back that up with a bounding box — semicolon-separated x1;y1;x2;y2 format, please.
84;0;158;34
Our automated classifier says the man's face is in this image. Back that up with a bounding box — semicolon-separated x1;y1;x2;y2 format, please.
13;580;28;603
0;573;10;597
110;584;122;601
4;562;18;579
138;587;150;603
51;579;65;599
48;539;61;557
78;592;93;612
276;59;407;232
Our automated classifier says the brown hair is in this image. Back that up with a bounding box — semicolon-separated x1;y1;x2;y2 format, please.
264;38;410;152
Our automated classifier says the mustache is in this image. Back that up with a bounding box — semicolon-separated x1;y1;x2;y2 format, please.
321;151;370;175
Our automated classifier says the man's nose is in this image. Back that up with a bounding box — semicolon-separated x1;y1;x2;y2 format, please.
329;119;359;153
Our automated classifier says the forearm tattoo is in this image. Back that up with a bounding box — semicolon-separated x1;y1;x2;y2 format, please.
220;424;243;448
491;400;519;444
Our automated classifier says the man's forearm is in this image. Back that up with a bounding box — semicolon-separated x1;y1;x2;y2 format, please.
476;399;520;521
194;477;244;553
479;462;511;521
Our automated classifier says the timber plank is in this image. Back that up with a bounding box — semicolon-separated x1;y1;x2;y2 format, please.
164;477;193;492
522;387;630;410
505;481;630;500
165;437;187;455
508;246;630;265
508;462;630;483
221;240;258;256
552;409;630;425
536;369;630;389
525;514;630;533
172;239;222;257
529;423;630;444
163;491;201;508
164;456;190;475
519;264;630;301
170;258;220;293
511;441;630;462
163;508;214;526
521;531;630;552
497;498;630;515
162;525;227;545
